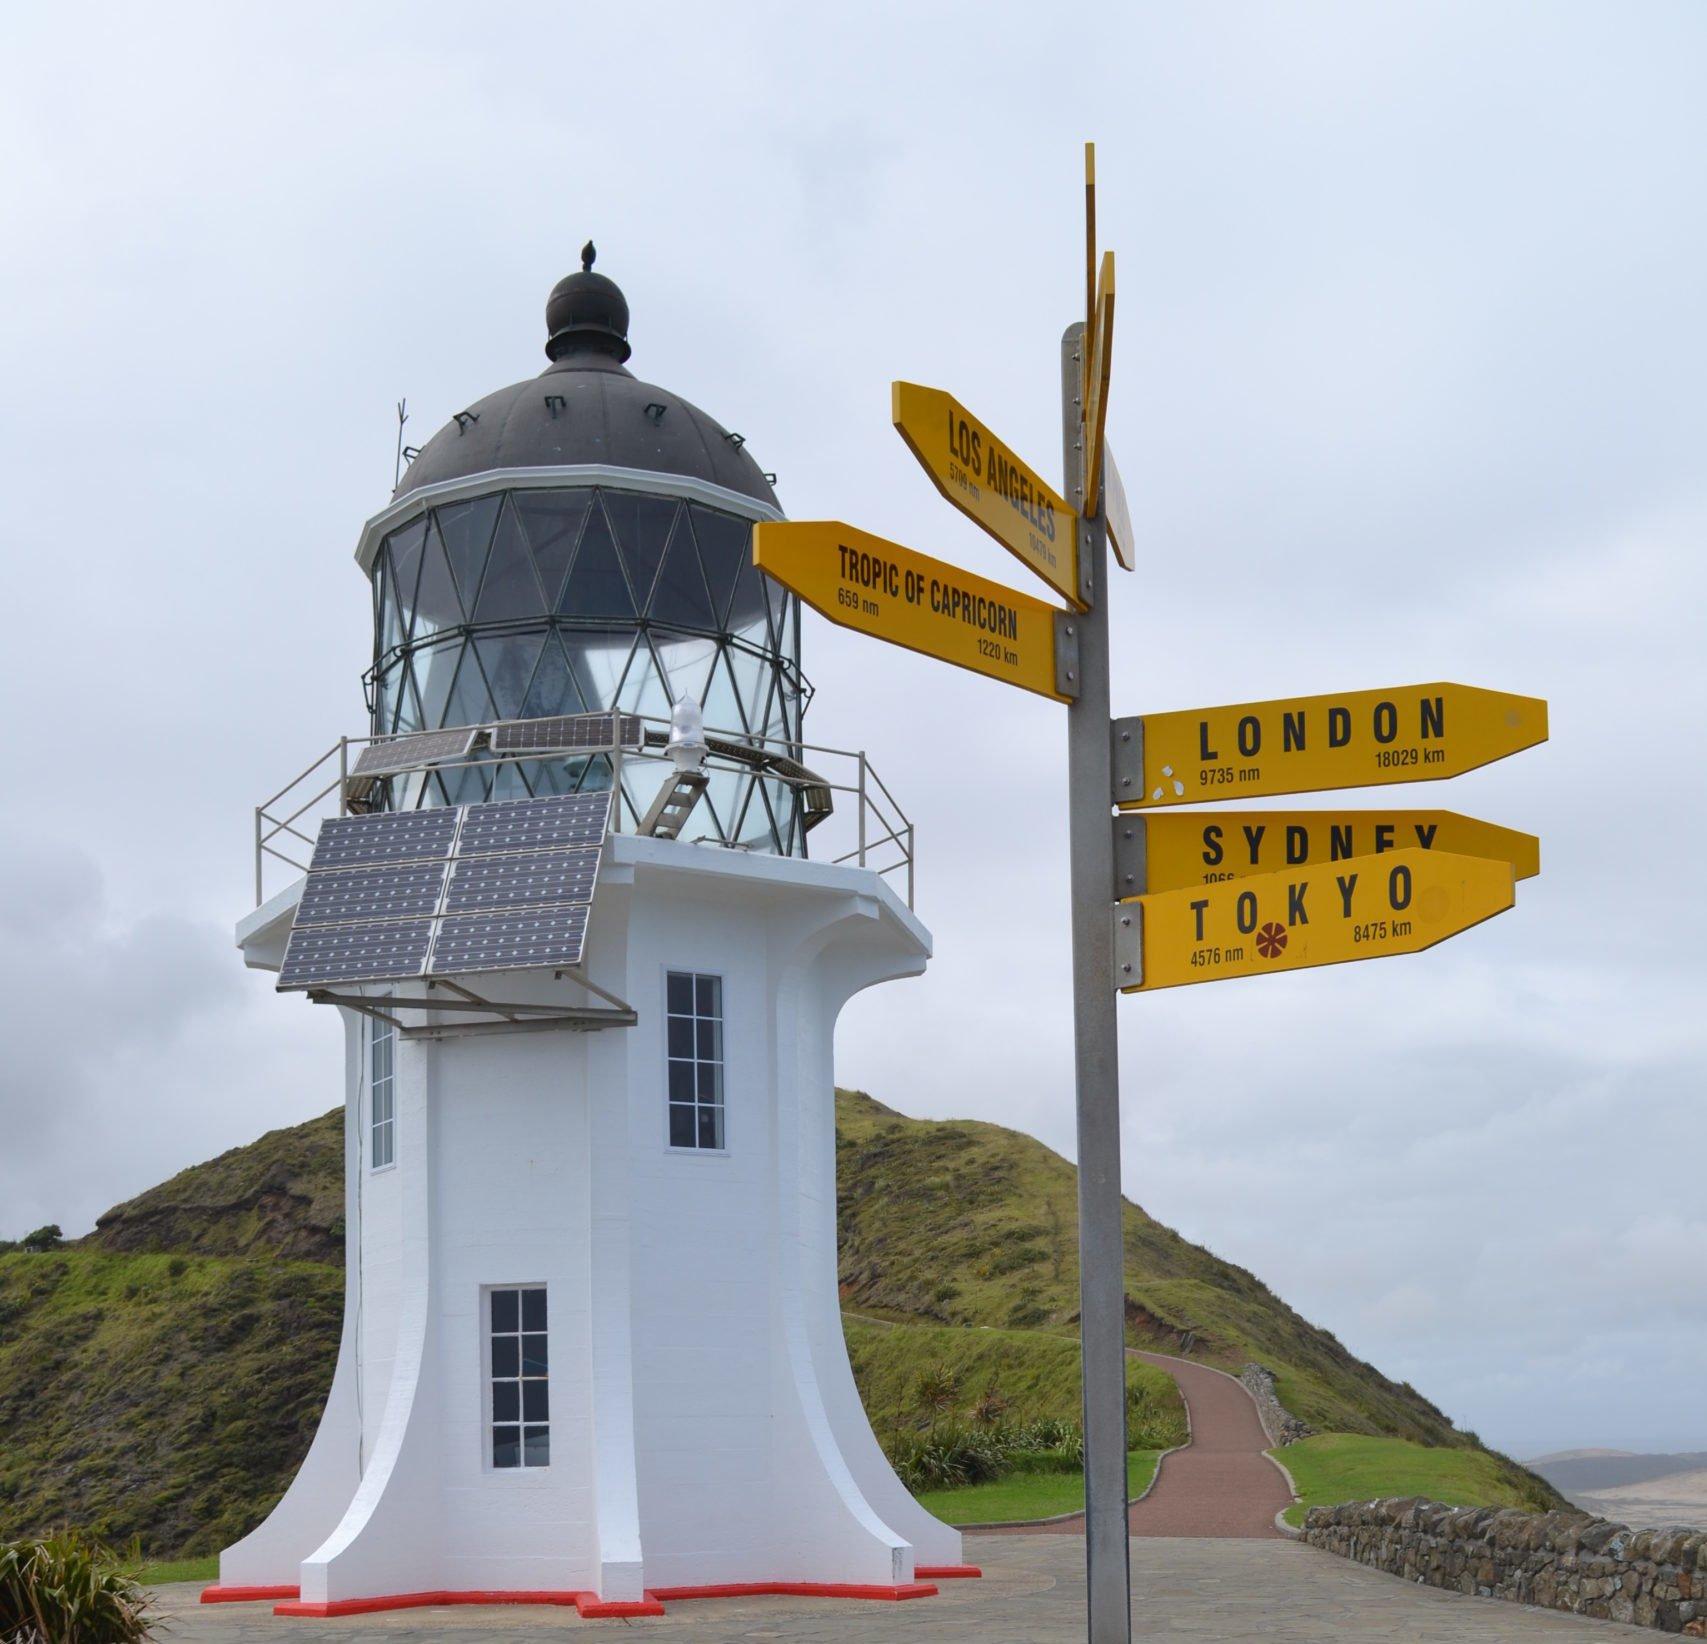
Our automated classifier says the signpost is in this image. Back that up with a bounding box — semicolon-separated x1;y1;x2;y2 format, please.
1115;809;1540;897
752;143;1548;1644
1113;683;1549;808
1114;848;1516;991
751;518;1076;702
1059;321;1131;1644
892;381;1086;608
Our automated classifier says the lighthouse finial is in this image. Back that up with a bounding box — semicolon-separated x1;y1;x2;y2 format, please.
581;240;596;273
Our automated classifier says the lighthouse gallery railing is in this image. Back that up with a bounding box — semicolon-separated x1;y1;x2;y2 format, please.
253;716;915;912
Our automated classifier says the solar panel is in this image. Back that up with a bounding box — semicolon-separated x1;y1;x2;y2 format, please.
350;726;482;778
279;919;433;989
489;713;644;754
295;862;448;927
429;905;591;976
283;788;615;995
456;792;612;856
444;847;599;914
311;807;460;869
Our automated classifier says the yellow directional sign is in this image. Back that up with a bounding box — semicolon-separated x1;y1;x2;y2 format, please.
1083;250;1115;507
892;382;1083;609
752;519;1073;702
1113;683;1548;809
1118;847;1515;991
1118;809;1540;897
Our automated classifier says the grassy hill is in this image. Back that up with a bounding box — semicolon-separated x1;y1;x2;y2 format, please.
84;1108;344;1265
0;1089;1556;1557
837;1090;1468;1443
845;1319;1187;1452
0;1251;341;1553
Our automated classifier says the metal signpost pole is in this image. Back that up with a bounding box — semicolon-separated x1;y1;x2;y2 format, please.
1062;322;1130;1643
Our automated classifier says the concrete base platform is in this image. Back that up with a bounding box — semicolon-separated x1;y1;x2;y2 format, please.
154;1535;1653;1642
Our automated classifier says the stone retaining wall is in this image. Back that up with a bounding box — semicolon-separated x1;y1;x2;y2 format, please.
1305;1498;1707;1633
1238;1363;1312;1446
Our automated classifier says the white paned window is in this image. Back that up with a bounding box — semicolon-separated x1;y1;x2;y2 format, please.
369;1020;396;1170
666;971;724;1150
489;1286;549;1468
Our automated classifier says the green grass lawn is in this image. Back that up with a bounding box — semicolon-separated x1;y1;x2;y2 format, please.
1273;1434;1557;1528
916;1450;1160;1525
130;1553;219;1587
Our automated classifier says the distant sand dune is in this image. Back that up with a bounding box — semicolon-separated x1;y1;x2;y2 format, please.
1570;1468;1707;1532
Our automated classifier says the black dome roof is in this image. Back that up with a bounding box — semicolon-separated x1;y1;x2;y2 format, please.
394;247;778;510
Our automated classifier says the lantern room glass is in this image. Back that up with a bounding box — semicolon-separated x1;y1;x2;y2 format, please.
368;486;806;855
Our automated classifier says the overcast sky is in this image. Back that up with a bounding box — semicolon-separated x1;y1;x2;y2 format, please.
2;1;1703;1462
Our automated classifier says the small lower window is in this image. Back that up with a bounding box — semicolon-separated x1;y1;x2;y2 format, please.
370;1021;395;1170
666;971;724;1150
489;1286;548;1468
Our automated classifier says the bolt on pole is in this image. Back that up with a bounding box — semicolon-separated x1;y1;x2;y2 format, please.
1062;321;1131;1643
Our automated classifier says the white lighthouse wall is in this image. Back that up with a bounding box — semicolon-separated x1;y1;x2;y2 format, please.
229;835;957;1603
788;951;964;1568
608;843;960;1587
428;1026;600;1592
355;1037;404;1467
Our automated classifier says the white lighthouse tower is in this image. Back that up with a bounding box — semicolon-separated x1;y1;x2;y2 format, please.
210;253;967;1619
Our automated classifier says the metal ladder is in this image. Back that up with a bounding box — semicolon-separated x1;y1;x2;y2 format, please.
637;769;710;840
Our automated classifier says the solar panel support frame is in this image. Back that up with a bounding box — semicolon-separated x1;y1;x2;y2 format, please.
305;972;636;1037
401;1006;637;1041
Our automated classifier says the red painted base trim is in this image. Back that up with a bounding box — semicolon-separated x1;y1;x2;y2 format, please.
649;1580;939;1603
269;1579;939;1619
275;1590;582;1618
917;1564;983;1579
200;1585;301;1604
576;1594;668;1617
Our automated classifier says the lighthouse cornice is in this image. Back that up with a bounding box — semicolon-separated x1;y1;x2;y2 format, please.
604;831;932;958
354;464;787;577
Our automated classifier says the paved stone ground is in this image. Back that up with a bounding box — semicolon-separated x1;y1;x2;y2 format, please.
153;1538;1654;1641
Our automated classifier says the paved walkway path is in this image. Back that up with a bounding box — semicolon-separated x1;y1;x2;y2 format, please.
1127;1351;1293;1537
987;1350;1293;1538
152;1538;1654;1641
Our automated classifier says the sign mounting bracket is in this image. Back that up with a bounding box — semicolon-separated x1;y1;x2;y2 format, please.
1111;814;1146;899
1111;902;1142;989
1054;610;1082;700
1110;714;1143;803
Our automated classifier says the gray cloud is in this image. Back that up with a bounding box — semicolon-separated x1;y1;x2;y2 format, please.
0;834;338;1237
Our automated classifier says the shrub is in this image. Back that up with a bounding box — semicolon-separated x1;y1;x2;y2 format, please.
1006;1417;1080;1456
0;1532;155;1643
1126;1380;1190;1451
971;1383;1010;1426
888;1424;1008;1493
17;1227;62;1255
886;1418;1089;1492
910;1364;961;1433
